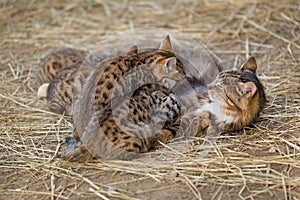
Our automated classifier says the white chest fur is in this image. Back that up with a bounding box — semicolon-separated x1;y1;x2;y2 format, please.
194;102;233;124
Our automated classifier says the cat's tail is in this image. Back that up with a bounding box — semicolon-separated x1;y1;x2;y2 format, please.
37;83;49;99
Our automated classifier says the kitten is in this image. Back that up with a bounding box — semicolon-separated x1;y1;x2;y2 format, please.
62;57;266;161
70;35;186;153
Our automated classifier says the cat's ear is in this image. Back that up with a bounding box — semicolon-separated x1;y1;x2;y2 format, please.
163;57;177;73
241;82;257;98
124;45;138;55
37;83;49;99
240;57;257;73
162;78;176;89
159;35;174;53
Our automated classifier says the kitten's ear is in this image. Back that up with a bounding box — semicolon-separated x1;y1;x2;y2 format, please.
240;57;257;73
159;35;174;53
163;57;177;73
124;45;138;55
241;82;257;98
162;78;176;89
37;83;49;99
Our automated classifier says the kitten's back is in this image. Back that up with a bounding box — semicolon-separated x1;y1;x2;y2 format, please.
35;48;88;85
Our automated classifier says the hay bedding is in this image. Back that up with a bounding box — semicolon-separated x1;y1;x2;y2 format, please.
0;0;299;199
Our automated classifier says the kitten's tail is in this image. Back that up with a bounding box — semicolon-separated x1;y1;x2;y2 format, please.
37;83;49;99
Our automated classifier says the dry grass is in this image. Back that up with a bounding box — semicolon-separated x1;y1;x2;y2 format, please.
1;0;300;199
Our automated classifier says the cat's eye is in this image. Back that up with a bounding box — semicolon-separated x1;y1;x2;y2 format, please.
227;98;235;106
225;94;236;107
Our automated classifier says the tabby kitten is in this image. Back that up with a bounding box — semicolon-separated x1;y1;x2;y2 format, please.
36;48;88;85
69;35;186;142
62;57;265;161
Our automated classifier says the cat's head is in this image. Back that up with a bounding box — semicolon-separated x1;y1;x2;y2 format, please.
207;57;266;129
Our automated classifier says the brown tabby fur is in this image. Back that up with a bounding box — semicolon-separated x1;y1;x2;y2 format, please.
36;48;88;85
45;62;82;115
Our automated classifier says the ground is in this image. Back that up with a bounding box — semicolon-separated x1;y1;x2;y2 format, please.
1;0;300;199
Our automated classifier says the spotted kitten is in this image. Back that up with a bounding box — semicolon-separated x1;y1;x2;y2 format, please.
61;36;187;161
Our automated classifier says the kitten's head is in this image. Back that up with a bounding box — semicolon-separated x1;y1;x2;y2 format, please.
208;57;266;129
151;35;186;81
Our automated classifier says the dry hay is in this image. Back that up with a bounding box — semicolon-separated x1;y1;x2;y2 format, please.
1;0;300;199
